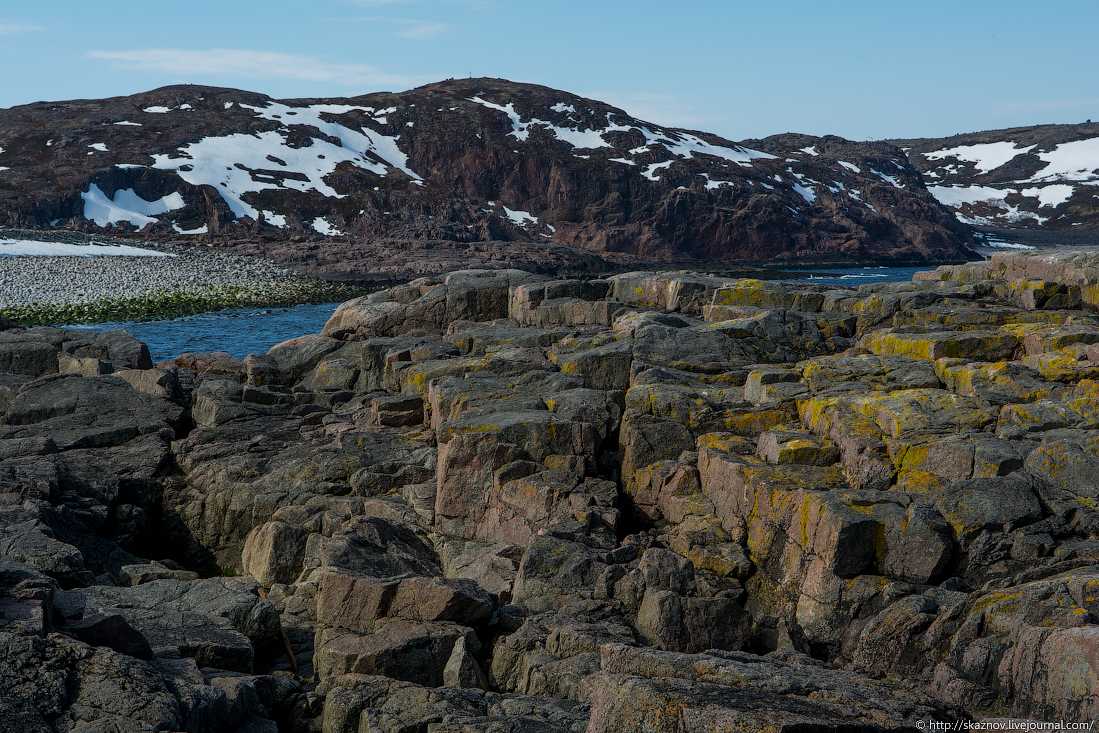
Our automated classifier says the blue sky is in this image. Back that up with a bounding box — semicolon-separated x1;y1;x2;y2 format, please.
1;0;1096;141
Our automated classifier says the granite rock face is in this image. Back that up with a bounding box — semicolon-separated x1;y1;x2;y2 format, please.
7;251;1099;729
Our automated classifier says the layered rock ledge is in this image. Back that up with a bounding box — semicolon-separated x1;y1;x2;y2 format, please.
4;249;1099;730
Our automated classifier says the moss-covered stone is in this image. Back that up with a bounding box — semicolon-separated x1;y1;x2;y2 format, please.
863;329;1019;363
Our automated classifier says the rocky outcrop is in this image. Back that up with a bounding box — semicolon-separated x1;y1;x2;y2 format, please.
7;249;1099;729
585;643;957;731
0;78;977;265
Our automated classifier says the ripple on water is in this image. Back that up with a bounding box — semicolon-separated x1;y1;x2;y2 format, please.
777;265;928;287
66;302;341;362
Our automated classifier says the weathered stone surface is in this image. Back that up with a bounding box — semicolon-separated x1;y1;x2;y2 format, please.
324;269;542;339
864;328;1019;362
584;643;959;731
318;672;588;732
0;630;184;732
70;330;154;371
314;620;479;685
758;429;839;465
57;351;111;377
932;475;1043;541
443;634;488;689
2;373;182;449
1023;431;1099;515
609;272;732;314
434;409;604;543
242;521;308;586
635;587;746;653
118;561;199;586
801;353;940;392
52;577;281;672
8;258;1099;730
112;366;183;401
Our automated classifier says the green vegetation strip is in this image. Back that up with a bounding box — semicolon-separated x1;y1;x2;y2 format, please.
0;280;370;326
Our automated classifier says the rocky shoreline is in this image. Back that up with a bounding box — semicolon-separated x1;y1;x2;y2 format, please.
0;227;970;329
0;229;368;325
3;250;1099;730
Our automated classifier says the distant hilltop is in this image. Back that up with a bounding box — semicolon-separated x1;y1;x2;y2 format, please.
893;121;1099;235
0;78;979;265
4;79;1096;266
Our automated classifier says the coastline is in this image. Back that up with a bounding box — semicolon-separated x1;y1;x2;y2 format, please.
0;279;368;326
4;226;1083;328
0;229;371;326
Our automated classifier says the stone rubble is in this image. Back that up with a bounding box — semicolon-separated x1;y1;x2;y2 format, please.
0;230;300;308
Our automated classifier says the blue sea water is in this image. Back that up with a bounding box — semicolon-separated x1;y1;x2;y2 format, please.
66;302;343;363
776;265;928;287
66;266;923;362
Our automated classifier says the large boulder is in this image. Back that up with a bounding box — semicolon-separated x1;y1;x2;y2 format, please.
52;577;281;672
324;269;542;339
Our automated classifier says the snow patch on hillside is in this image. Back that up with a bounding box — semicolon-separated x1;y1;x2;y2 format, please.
930;179;1082;224
503;207;538;227
984;236;1035;250
658;129;776;166
701;174;733;190
470;97;533;141
1028;138;1099;183
244;102;420;180
872;168;904;188
928;184;1044;225
643;160;674;181
311;217;343;236
262;211;288;228
928;185;1009;207
789;171;817;204
81;184;185;228
791;182;816;204
1020;184;1075;208
149;102;422;220
925;141;1036;173
468;95;774;168
143;104;193;114
470;96;609;148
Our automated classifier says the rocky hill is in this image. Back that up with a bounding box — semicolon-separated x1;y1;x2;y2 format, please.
6;252;1099;728
0;78;976;264
896;122;1099;236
